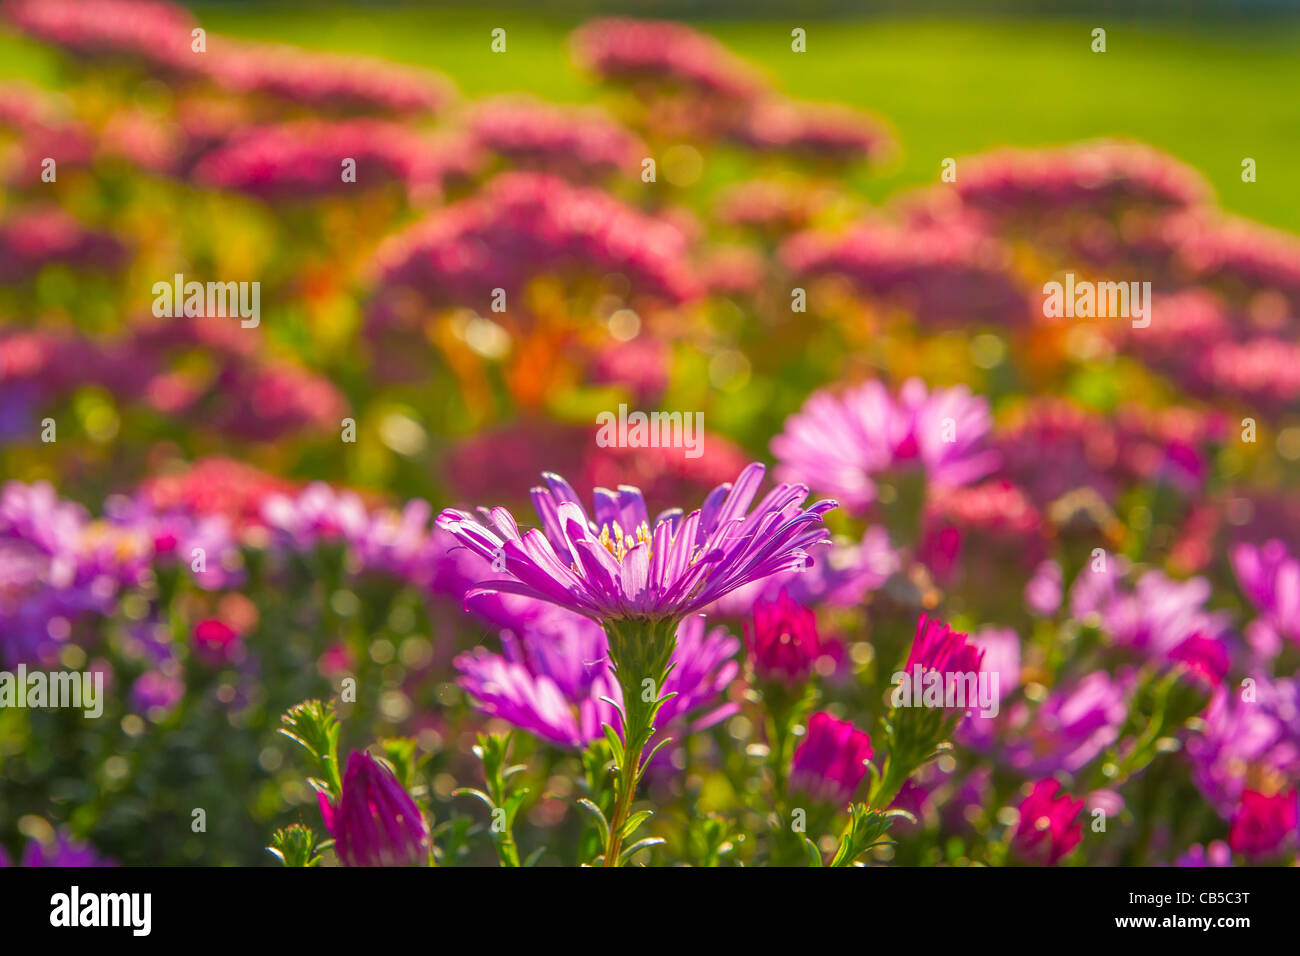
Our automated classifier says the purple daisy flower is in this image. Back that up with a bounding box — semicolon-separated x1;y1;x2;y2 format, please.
455;612;739;750
1070;562;1231;659
1176;841;1233;867
771;378;998;514
1186;675;1300;817
0;831;115;867
1002;671;1129;776
1232;539;1300;644
436;461;835;623
710;526;899;615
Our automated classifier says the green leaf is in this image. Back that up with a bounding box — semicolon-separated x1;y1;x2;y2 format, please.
803;837;824;867
576;798;610;846
452;787;496;812
635;736;675;784
601;724;625;764
619;837;665;862
620;809;653;840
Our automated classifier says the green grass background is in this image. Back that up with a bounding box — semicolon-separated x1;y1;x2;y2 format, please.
3;7;1297;230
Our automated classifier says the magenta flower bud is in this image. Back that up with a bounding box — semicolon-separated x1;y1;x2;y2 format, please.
319;752;429;867
904;614;985;678
1168;633;1230;690
744;590;821;689
789;711;873;806
192;618;241;666
1228;789;1297;858
1012;779;1083;866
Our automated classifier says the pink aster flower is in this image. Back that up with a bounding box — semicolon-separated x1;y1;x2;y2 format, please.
191;120;471;201
1203;338;1300;415
369;172;700;314
1227;789;1297;859
204;38;455;117
468;95;644;181
208;360;348;443
789;711;874;806
713;177;835;235
569;17;766;101
772;378;999;514
1012;779;1084;865
744;590;821;690
727;97;893;166
318;751;430;867
437;461;835;623
137;457;296;532
954;142;1209;223
919;479;1043;583
2;0;197;75
780;219;1029;328
1169;211;1300;311
0;207;127;283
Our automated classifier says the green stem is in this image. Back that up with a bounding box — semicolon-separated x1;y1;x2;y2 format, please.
603;733;646;867
600;617;678;868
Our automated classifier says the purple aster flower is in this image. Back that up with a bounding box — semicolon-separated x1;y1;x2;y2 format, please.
1070;563;1231;659
129;670;184;718
958;627;1020;747
771;378;998;514
261;483;444;589
104;493;241;591
1;481;141;665
1025;559;1063;617
710;526;899;615
0;831;115;867
789;711;874;806
1003;671;1128;776
1176;841;1232;867
1231;539;1300;643
318;751;429;867
455;611;739;750
1186;675;1300;816
437;462;834;623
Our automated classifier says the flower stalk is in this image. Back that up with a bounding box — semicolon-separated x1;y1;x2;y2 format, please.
601;616;679;867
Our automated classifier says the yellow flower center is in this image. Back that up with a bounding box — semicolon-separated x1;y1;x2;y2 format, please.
597;520;652;564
